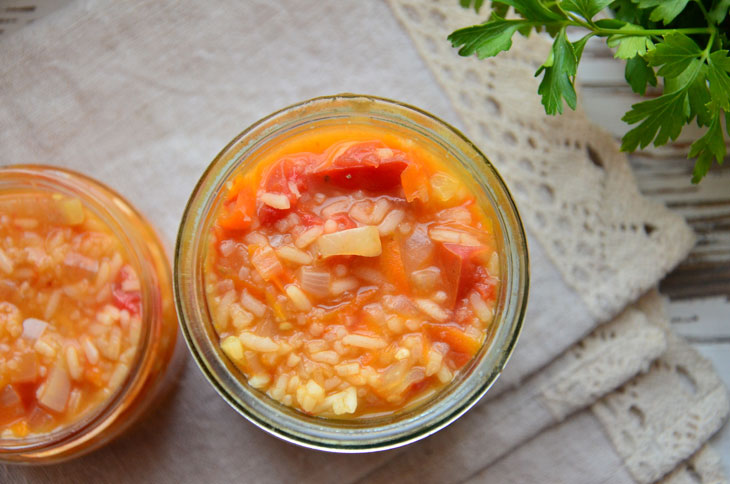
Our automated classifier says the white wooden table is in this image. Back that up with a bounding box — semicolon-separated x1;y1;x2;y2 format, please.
1;0;728;473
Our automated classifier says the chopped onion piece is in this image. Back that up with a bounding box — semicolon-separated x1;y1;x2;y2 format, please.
437;206;472;225
221;335;245;361
330;277;359;296
352;266;384;284
459;233;482;247
410;267;441;293
260;192;290;210
428;227;462;244
430;173;461;203
250;245;283;281
375;148;393;159
37;366;70;413
56;197;85;225
298;267;331;297
219;239;237;257
22;318;48;340
317;226;382;258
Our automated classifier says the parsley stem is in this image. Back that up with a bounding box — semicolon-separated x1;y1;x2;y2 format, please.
701;29;717;59
496;18;713;37
591;27;712;36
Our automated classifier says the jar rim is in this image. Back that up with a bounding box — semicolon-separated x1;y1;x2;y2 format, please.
175;94;529;452
0;165;166;459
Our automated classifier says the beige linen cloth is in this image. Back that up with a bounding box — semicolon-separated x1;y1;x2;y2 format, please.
0;1;726;483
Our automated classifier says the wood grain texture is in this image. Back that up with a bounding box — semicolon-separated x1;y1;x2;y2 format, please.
0;0;68;37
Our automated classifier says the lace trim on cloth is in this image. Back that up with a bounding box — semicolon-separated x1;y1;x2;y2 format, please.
385;0;695;320
592;329;730;483
539;301;666;420
661;445;729;484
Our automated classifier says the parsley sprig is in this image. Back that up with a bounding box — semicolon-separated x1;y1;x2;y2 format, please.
449;0;730;182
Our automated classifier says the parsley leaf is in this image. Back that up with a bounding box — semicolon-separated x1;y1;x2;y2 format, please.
561;0;613;20
709;0;730;25
687;75;713;126
572;34;592;63
621;89;687;150
621;59;701;150
498;0;563;21
706;50;730;112
537;28;578;114
625;55;657;94
448;15;531;58
690;113;727;183
607;24;655;59
636;0;689;25
450;0;728;182
491;1;511;19
645;33;701;78
459;0;485;13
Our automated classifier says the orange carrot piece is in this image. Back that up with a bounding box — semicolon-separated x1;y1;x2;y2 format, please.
10;420;29;437
380;239;409;294
84;367;106;388
425;323;481;356
217;188;256;231
400;163;430;202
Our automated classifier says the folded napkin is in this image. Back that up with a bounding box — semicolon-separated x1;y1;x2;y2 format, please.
0;0;726;483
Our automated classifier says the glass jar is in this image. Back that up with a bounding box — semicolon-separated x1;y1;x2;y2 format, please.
175;94;528;452
0;165;182;463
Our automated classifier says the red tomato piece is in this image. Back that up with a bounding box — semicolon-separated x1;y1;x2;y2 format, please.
258;204;290;225
313;142;409;191
111;267;141;314
437;243;489;307
112;285;141;314
297;210;323;227
262;156;309;197
257;157;310;225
